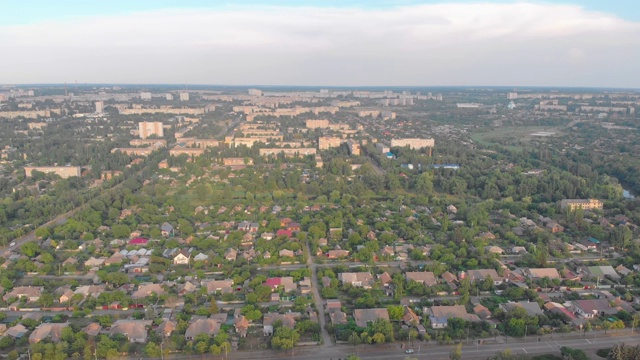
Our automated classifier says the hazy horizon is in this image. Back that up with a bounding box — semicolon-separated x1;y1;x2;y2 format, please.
2;1;639;88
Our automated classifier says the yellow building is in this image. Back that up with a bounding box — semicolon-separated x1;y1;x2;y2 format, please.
559;199;603;211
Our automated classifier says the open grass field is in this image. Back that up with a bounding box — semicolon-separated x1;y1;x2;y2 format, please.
469;126;566;151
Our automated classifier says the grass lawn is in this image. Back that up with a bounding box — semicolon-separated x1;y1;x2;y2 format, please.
469;126;565;151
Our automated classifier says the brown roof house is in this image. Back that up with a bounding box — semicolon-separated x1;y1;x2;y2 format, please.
354;308;389;328
109;320;152;343
427;306;481;329
403;307;420;326
2;286;43;302
572;299;619;319
405;272;438;286
234;315;250;337
338;272;374;288
156;320;177;337
263;312;300;335
524;268;561;280
29;323;69;344
82;323;102;337
202;279;234;294
185;318;222;340
132;283;166;299
463;269;504;285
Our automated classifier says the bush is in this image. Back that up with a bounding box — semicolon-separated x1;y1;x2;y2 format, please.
596;348;610;358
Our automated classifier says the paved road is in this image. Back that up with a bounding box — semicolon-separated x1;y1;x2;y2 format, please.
2;211;70;258
306;240;332;348
127;333;639;360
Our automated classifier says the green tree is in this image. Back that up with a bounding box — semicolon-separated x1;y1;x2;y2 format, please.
450;343;462;360
271;326;300;350
144;342;161;358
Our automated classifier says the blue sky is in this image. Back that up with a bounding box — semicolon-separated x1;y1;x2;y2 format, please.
2;0;639;24
1;1;639;87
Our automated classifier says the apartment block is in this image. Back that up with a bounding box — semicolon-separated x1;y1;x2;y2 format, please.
24;166;81;179
347;140;360;156
391;138;435;150
306;119;330;129
259;148;317;157
559;199;603;211
138;121;164;139
318;137;342;150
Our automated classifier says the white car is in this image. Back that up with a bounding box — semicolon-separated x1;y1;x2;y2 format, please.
9;242;16;247
405;349;414;354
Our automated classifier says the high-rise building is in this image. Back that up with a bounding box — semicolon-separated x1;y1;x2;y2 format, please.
166;93;174;101
248;89;263;96
179;92;189;101
507;92;518;100
138;121;164;139
95;101;104;114
140;92;152;100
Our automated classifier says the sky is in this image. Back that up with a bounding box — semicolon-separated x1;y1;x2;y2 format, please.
1;1;639;88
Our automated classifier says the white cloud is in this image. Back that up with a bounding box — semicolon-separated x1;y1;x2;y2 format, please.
0;2;639;87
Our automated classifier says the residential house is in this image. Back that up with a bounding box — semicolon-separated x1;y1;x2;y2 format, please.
263;277;297;293
378;272;392;287
353;308;390;328
403;307;420;326
129;237;149;246
234;316;249;337
177;281;197;296
73;285;105;298
84;257;106;268
338;272;374;288
279;249;295;258
616;265;632;276
263;313;300;335
59;289;74;304
156;320;177;337
287;222;301;232
173;250;190;265
276;229;293;238
132;284;166;299
330;309;348;326
473;304;492;319
161;222;174;236
2;286;43;302
194;253;209;262
5;324;29;339
405;272;438;286
463;269;504;285
225;248;238;261
572;299;619;319
109;320;152;343
585;265;620;280
82;323;102;337
485;246;505;255
185;319;221;340
500;301;543;316
427;306;481;329
546;222;564;233
327;249;349;259
202;279;234;294
524;268;561;281
29;323;69;344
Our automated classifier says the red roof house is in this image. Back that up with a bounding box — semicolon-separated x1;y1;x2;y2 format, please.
129;237;149;245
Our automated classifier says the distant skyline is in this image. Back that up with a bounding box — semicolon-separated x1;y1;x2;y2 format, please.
1;1;639;88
